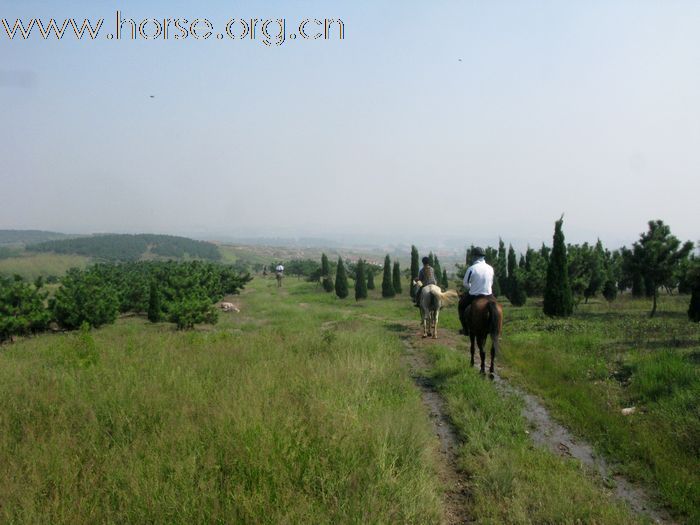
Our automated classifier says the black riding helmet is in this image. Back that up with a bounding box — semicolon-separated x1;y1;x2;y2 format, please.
422;257;430;264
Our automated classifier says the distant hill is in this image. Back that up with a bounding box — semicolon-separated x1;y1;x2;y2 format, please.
0;229;74;246
27;234;221;261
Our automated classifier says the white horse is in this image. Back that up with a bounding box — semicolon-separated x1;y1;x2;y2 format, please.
413;281;458;339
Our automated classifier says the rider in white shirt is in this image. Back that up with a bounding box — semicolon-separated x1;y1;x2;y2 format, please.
458;247;495;333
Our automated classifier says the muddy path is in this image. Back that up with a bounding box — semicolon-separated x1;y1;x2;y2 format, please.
398;330;472;525
482;366;676;524
394;321;675;525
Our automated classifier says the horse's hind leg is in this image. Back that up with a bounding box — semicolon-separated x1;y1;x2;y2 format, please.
432;312;438;339
489;335;499;375
477;336;487;374
469;334;476;367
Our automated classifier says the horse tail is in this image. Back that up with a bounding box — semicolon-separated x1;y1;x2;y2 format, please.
487;300;501;337
435;289;459;306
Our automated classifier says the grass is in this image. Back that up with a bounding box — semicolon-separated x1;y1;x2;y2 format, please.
500;294;700;522
423;343;635;524
0;279;443;524
1;275;695;523
0;252;89;280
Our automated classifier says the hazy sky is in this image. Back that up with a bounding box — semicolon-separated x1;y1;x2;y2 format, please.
2;0;699;248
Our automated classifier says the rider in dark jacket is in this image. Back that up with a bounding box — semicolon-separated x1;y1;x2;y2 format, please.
414;257;439;307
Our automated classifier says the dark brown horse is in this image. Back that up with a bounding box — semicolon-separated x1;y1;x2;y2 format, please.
460;296;503;375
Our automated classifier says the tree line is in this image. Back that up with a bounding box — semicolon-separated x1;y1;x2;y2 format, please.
27;234;222;261
307;217;699;321
457;217;698;320
0;261;252;342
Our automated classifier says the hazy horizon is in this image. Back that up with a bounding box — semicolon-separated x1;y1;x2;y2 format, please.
2;1;699;248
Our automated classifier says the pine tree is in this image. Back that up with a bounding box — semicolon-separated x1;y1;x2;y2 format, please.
630;221;693;317
441;269;449;289
382;255;395;298
355;259;367;300
543;216;574;317
392;261;402;294
147;280;161;322
367;267;375;290
321;253;334;292
410;245;420;298
335;257;348;299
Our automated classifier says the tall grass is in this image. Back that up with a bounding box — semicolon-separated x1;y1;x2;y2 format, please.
0;282;443;524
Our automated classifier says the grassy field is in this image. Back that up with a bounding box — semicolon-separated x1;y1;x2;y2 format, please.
0;279;656;523
0;279;444;524
0;252;90;280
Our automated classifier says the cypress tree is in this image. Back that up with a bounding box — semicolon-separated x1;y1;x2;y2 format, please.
321;253;334;292
687;260;700;322
543;216;574;317
392;261;402;294
631;271;645;297
382;255;395;298
335;257;348;299
584;240;605;303
496;239;508;298
603;279;618;302
367;267;375;290
507;244;517;299
428;252;435;268
355;259;367;300
147;280;161;322
410;245;420;298
441;269;449;289
433;255;442;282
690;288;700;322
509;269;528;307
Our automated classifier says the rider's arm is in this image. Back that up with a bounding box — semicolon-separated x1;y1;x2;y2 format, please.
463;269;472;290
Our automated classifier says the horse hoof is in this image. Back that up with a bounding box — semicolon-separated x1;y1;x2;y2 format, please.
480;369;485;375
489;372;495;380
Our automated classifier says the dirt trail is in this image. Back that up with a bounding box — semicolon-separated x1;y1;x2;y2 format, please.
396;323;675;525
484;361;675;525
399;331;472;525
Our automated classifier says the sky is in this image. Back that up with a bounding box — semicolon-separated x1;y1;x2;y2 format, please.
1;0;699;249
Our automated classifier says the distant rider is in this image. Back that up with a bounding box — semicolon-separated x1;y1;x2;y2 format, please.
458;247;495;333
414;257;439;307
275;264;284;287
